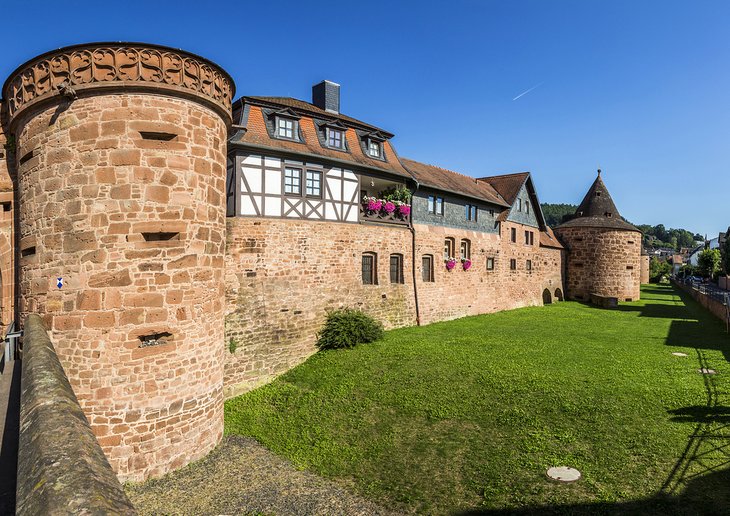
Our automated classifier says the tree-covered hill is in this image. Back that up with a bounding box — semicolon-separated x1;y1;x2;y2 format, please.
540;203;703;251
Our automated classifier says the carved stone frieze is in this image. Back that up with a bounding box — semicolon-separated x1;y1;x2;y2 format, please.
3;43;234;122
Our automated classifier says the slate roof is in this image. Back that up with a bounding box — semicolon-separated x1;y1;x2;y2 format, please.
400;158;509;207
478;172;530;206
556;172;640;232
229;97;412;179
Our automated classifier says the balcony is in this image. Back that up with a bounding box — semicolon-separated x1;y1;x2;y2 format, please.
360;203;410;226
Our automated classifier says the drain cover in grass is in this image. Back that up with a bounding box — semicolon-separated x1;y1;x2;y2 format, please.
698;368;717;375
546;466;581;482
672;352;688;357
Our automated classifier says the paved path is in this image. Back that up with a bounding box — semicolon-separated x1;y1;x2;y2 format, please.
0;358;20;516
126;435;398;516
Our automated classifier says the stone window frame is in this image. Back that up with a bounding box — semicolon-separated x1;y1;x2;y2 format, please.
509;258;517;270
486;257;495;271
422;254;434;282
444;237;456;260
460;239;471;261
390;254;404;284
526;259;533;272
524;230;534;246
362;252;378;285
510;227;517;243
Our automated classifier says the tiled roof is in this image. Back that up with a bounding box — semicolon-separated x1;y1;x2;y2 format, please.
556;173;640;232
230;102;412;179
400;158;509;207
478;172;530;206
244;96;391;136
540;227;565;249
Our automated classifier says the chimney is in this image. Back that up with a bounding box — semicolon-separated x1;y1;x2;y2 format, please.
312;80;340;114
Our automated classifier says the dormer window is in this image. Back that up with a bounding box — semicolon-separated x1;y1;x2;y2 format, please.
275;115;301;141
327;127;345;149
368;139;382;158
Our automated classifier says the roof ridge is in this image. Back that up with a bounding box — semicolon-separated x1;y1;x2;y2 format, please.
401;157;482;183
479;171;531;180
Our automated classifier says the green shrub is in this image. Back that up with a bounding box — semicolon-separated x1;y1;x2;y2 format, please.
317;308;384;350
228;337;238;354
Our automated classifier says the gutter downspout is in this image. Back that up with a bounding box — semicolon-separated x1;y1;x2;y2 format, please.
409;180;421;326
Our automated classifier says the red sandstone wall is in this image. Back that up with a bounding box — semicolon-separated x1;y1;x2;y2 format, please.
556;226;641;301
640;255;650;284
224;218;416;396
13;94;227;481
224;218;565;396
0;124;14;328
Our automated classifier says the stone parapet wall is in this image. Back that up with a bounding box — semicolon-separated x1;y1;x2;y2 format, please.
556;226;641;301
13;90;228;481
674;281;729;324
16;314;136;515
223;218;565;396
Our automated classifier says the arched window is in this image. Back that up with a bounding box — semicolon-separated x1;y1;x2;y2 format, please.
362;252;377;285
390;254;404;284
460;239;471;261
444;238;455;260
554;288;564;301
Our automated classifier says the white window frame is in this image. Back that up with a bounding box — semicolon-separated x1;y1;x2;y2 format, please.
276;117;297;140
327;127;345;149
284;167;302;195
368;139;382;158
305;170;322;198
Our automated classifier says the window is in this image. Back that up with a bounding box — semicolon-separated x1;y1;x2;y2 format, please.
465;204;478;221
277;117;296;139
390;254;404;284
368;139;382;158
428;195;444;215
362;253;377;285
486;257;495;270
460;239;471;260
444;237;455;260
526;201;530;214
510;227;516;243
526;259;532;271
518;198;523;211
524;231;534;245
489;209;494;216
509;258;517;270
422;255;434;282
327;127;345;149
284;168;302;195
305;170;322;197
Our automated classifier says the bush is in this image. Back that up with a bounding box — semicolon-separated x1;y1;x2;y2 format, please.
317;308;384;350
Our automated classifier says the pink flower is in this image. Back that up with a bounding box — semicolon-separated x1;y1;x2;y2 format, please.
398;204;411;216
462;259;472;271
367;199;383;212
383;201;396;214
445;258;457;271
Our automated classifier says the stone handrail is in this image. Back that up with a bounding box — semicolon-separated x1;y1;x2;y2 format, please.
15;314;136;515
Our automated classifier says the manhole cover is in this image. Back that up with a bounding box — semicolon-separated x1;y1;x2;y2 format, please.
672;352;688;357
699;368;717;375
546;466;581;482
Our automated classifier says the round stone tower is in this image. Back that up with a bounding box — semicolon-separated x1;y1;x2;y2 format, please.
3;43;234;480
555;171;642;302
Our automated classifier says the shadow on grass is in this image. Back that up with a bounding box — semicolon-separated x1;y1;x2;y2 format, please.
617;303;694;320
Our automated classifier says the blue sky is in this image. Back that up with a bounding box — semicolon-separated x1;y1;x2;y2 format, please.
1;0;728;236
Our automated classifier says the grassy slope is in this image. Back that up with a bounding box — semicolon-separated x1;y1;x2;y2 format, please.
225;285;730;514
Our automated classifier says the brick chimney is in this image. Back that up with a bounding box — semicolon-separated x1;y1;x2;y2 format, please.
312;80;340;114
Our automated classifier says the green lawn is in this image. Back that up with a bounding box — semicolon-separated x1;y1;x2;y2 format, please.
225;285;730;514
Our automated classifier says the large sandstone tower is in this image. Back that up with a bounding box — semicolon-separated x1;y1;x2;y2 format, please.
555;171;641;302
2;43;234;480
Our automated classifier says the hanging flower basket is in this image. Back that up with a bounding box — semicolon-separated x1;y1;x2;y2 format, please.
462;259;472;271
445;258;457;271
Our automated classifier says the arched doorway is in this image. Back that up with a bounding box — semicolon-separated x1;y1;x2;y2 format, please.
542;288;552;305
554;288;564;301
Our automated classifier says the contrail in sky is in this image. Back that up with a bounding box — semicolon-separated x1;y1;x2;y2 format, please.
512;82;543;101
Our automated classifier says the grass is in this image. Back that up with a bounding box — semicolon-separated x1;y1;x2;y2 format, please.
225;285;730;514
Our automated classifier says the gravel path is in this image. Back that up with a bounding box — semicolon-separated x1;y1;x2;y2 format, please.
125;435;398;516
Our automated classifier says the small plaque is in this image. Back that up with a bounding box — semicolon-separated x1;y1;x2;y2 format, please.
672;352;688;357
56;277;63;289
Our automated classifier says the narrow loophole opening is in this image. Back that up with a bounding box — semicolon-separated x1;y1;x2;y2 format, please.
142;232;180;242
139;131;177;141
21;246;35;258
18;150;34;165
138;332;173;348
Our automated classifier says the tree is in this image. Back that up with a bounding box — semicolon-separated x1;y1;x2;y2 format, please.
540;203;577;227
697;248;721;279
649;257;671;283
723;237;730;274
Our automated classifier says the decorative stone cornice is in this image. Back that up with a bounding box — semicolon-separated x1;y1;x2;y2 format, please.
2;43;235;125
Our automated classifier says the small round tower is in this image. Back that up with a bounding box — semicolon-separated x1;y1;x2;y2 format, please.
3;43;234;480
555;170;642;302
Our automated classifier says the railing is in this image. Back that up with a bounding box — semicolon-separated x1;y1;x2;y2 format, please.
359;206;410;226
681;278;729;305
4;321;21;363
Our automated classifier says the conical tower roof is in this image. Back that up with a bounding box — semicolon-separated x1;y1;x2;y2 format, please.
557;170;640;232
